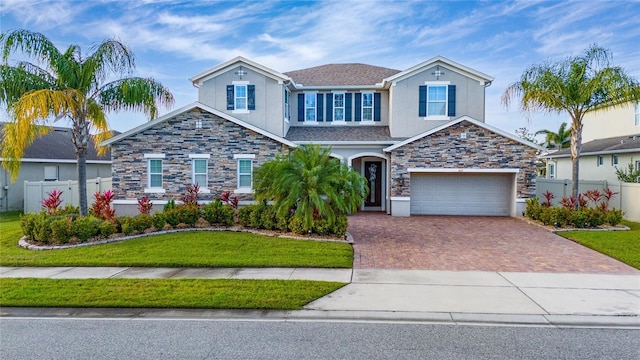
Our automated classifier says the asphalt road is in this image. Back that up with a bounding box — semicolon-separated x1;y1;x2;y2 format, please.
1;318;639;359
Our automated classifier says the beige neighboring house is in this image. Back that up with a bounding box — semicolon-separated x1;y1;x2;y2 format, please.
543;102;640;183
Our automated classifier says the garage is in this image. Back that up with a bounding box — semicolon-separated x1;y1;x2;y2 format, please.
409;170;515;216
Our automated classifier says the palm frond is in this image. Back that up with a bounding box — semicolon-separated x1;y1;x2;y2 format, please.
97;77;174;119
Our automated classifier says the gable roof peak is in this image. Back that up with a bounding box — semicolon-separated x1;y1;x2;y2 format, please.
190;56;291;85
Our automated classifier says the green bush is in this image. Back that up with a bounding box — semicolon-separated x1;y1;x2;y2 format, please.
605;209;624;226
163;198;176;212
151;212;166;229
259;205;277;230
525;197;541;221
133;214;153;231
276;211;290;232
237;205;255;227
176;205;200;226
19;213;39;240
33;214;53;243
50;217;72;243
163;208;181;227
72;216;100;241
288;216;306;235
119;216;135;235
202;200;234;226
98;220;117;237
314;214;349;237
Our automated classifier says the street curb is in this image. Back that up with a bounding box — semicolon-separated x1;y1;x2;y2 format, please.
2;307;638;329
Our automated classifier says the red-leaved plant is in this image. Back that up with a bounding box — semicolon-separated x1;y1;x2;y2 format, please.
181;183;200;206
219;191;239;209
42;189;63;215
137;196;153;215
541;191;554;207
91;190;116;221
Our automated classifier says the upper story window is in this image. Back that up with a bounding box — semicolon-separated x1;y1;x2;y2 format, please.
305;93;316;121
361;93;374;121
44;166;58;181
548;163;555;179
226;82;255;113
635;102;639;126
333;93;345;121
419;83;456;119
597;155;604;167
612;154;619;166
284;89;290;121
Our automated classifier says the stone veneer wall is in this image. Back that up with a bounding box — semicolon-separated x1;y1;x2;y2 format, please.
389;121;538;198
110;108;289;202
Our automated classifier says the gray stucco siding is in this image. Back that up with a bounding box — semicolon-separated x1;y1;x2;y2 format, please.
110;108;289;202
388;65;487;138
388;121;538;199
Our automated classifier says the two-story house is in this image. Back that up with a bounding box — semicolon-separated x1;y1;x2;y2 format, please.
102;56;542;217
543;102;640;183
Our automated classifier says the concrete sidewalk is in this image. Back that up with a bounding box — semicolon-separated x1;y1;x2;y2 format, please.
2;267;639;326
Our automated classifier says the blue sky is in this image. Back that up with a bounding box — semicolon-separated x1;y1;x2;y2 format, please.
1;0;639;137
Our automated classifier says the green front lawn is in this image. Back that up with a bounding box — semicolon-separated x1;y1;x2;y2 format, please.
559;220;640;269
0;278;345;310
0;211;353;268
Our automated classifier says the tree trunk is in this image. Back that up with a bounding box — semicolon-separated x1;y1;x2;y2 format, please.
570;117;583;209
73;117;90;216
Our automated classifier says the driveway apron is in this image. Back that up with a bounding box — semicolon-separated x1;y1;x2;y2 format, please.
348;213;638;273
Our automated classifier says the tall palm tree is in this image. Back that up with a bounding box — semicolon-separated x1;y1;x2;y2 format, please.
503;45;640;204
535;122;571;149
0;30;174;215
254;144;367;232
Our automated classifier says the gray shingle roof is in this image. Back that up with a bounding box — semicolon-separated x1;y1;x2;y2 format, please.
0;123;113;161
284;63;401;86
285;126;403;142
547;134;640;157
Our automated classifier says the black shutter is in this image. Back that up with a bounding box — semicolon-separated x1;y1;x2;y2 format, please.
326;93;333;122
227;85;234;110
297;93;304;122
247;85;255;110
345;93;352;121
418;85;427;117
447;85;456;117
374;92;381;121
317;93;324;122
354;93;362;121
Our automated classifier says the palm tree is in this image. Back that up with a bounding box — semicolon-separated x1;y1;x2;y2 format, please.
254;144;367;233
503;45;640;204
0;30;174;215
535;122;571;149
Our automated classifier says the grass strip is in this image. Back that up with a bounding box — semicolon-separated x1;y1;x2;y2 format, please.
0;278;345;310
558;220;640;270
0;212;353;268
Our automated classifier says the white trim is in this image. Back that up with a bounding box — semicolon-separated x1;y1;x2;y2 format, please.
233;188;254;194
346;152;389;167
408;168;520;174
384;116;545;152
424;80;450;85
233;154;256;159
188;154;211;159
190;56;291;85
1;158;112;164
544;148;640;159
390;196;410;202
144;188;166;194
295;140;397;146
100;102;298;148
143;153;165;159
232;80;249;85
383;56;494;87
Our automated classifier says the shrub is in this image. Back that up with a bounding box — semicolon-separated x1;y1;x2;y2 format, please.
219;191;239;209
20;213;39;240
165;205;200;227
181;184;200;206
50;217;72;243
314;214;349;237
119;216;136;235
202;200;234;226
42;189;64;215
163;208;181;227
151;212;166;229
137;196;153;215
525;198;541;220
98;220;117;237
133;214;153;232
59;204;80;217
90;190;116;221
33;214;53;243
237;205;255;227
275;211;291;232
605;209;624;226
72;216;100;241
259;205;277;230
163;198;177;212
288;216;306;235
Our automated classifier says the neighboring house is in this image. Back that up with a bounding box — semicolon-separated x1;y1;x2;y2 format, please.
102;56;542;217
0;124;112;211
543;102;640;183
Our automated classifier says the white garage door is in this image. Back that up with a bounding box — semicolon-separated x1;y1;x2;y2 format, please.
410;173;513;216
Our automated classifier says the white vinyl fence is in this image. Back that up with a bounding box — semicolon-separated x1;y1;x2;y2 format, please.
536;178;640;222
24;177;112;213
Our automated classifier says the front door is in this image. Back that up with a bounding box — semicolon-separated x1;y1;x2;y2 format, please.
364;161;382;207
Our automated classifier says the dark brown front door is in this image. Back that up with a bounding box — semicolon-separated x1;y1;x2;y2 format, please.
364;161;382;207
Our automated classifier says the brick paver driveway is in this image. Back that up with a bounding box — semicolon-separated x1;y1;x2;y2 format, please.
349;213;638;273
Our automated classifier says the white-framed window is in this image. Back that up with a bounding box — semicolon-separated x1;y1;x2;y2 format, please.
333;93;345;121
612;154;619;166
361;92;374;121
304;93;316;121
233;154;255;193
636;160;640;172
195;119;202;129
144;154;165;193
284;89;290;121
549;163;555;179
427;85;447;116
44;166;59;181
635;102;639;126
235;84;247;111
597;155;604;167
189;154;211;193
